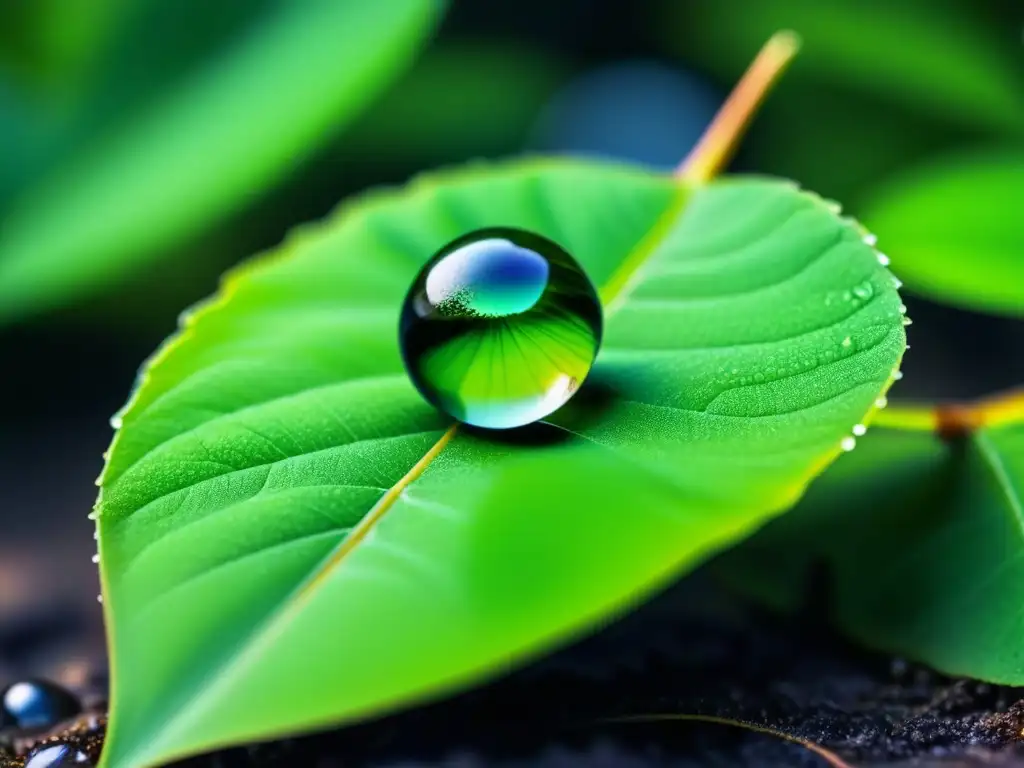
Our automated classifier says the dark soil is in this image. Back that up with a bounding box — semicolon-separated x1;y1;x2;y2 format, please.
2;552;1023;768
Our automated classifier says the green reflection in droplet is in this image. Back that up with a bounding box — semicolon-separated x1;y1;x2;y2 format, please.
399;227;603;429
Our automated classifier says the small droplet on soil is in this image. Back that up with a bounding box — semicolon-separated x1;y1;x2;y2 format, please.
1;681;81;731
25;743;92;767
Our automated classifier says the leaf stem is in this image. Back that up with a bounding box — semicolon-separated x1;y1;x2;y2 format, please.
873;387;1024;436
676;31;801;182
605;713;853;768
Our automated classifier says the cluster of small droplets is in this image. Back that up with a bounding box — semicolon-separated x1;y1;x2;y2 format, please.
831;221;908;456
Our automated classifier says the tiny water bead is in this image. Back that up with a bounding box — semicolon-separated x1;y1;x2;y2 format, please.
24;744;92;767
1;681;81;730
399;228;602;429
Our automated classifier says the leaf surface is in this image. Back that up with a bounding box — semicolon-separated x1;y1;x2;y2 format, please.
0;0;444;324
96;159;905;767
720;414;1024;683
861;149;1024;317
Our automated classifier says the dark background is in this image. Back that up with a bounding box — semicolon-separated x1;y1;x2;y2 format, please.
1;1;1022;765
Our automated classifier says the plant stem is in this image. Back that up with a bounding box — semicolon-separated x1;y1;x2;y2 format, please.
606;713;853;768
872;404;938;432
873;387;1024;436
676;31;801;182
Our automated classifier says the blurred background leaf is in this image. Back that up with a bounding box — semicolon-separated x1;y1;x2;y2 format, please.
656;0;1023;206
718;419;1024;684
659;0;1024;134
0;0;445;325
861;149;1024;317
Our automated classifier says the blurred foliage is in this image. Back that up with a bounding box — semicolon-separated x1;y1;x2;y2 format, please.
0;0;445;325
862;149;1024;317
661;0;1023;133
1;0;1021;347
658;0;1023;204
338;43;569;167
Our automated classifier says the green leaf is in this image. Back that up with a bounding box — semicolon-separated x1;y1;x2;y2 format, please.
860;149;1024;317
0;0;445;325
658;0;1024;133
719;411;1024;683
95;158;905;768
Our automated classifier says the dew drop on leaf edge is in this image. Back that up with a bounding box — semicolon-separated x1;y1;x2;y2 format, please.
399;227;602;430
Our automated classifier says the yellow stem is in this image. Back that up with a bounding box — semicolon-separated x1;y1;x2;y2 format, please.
677;31;801;182
873;387;1024;436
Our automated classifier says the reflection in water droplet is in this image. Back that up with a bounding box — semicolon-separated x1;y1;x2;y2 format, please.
400;228;602;429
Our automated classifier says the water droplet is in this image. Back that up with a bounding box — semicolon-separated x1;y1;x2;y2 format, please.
91;554;100;564
2;681;81;731
863;233;878;246
400;228;601;429
25;743;93;767
892;276;903;289
841;290;853;302
898;303;907;314
853;423;867;436
92;531;99;541
96;595;103;604
109;414;123;430
902;317;913;326
893;370;904;380
841;436;856;452
86;511;98;521
753;372;765;382
841;336;852;348
825;200;841;214
877;252;891;266
852;281;874;301
876;396;888;408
